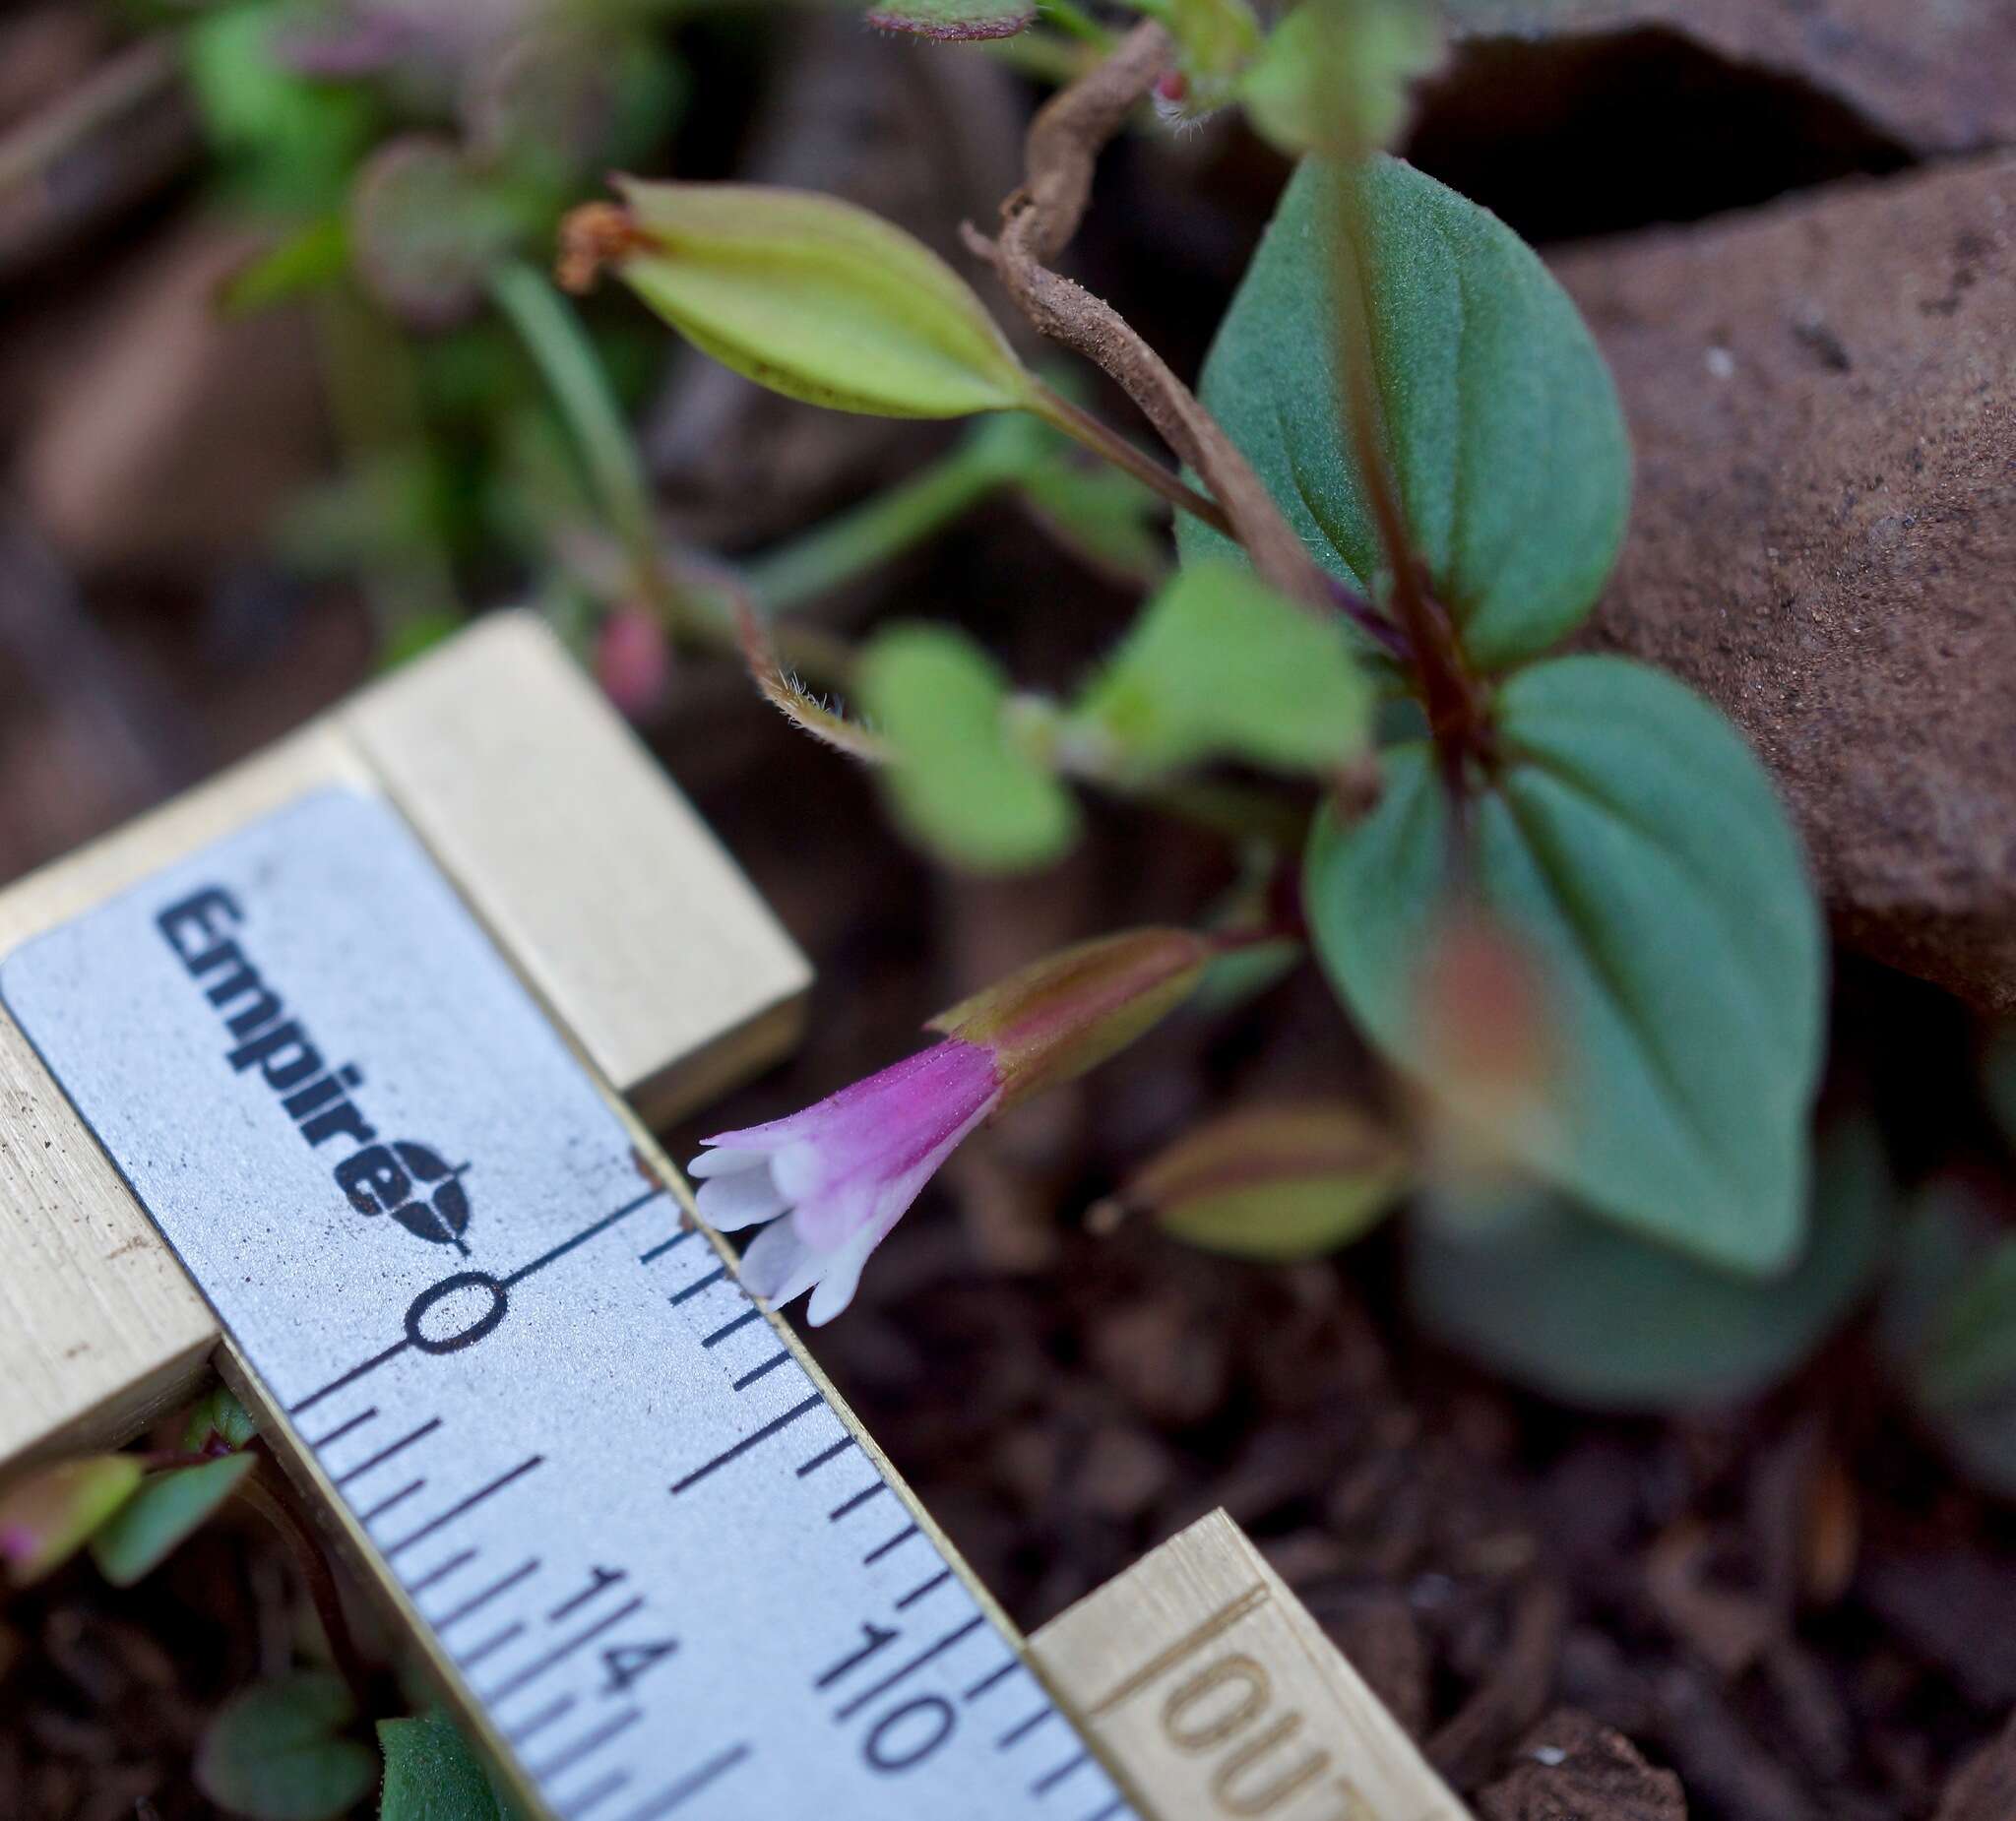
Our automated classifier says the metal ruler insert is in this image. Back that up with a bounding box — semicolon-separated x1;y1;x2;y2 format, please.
1;787;1135;1821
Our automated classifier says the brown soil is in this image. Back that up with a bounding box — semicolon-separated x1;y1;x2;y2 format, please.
2;11;2014;1821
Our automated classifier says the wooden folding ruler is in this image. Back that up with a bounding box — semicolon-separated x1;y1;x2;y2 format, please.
0;614;1467;1821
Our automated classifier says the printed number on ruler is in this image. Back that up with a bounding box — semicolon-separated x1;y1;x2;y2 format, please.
2;789;1133;1821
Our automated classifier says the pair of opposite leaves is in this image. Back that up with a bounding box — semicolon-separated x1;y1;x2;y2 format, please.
600;156;1824;1300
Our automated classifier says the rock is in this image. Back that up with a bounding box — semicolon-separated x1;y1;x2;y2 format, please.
1552;157;2016;1010
1452;0;2016;160
1479;1708;1686;1821
15;224;323;572
1938;1707;2016;1821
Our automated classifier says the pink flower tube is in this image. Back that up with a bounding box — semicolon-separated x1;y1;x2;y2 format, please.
689;1039;1003;1324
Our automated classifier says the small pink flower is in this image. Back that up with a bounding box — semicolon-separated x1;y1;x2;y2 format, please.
690;1039;1003;1324
595;606;672;722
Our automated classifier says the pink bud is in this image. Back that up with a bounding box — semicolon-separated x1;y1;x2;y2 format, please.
594;607;671;721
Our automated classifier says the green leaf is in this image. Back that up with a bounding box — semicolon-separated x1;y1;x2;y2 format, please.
1409;1124;1890;1410
1918;1238;2016;1410
181;9;378;216
865;0;1036;38
1240;0;1442;157
379;1711;518;1821
859;625;1079;873
1133;1101;1411;1260
196;1672;377;1821
1881;1186;2016;1498
0;1456;144;1586
91;1454;256;1588
1017;457;1169;590
1184;156;1630;671
220;218;350;319
600;180;1036;420
1984;1024;2016;1155
1306;656;1824;1272
1066;561;1372;779
182;1386;259;1454
350;139;525;330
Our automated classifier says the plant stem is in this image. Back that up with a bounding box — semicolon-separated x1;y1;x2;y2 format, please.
489;259;664;597
236;1459;382;1715
1028;382;1232;539
0;36;177;197
1039;0;1116;43
745;433;1016;612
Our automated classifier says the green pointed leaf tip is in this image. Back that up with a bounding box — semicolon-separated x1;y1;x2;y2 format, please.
1881;1187;2016;1499
864;0;1035;40
182;1385;259;1453
380;1711;517;1821
0;1455;144;1586
1307;656;1824;1272
91;1454;256;1588
1067;562;1372;778
1183;156;1630;671
859;625;1079;873
1240;1;1442;157
605;180;1033;419
196;1673;377;1821
1409;1124;1889;1411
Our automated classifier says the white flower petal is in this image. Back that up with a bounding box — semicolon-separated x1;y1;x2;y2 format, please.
694;1165;789;1231
740;1219;825;1308
687;1146;772;1180
805;1225;882;1327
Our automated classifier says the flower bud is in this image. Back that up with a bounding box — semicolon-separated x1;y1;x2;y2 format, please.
0;1456;143;1587
1104;1100;1410;1259
929;927;1212;1108
595;605;672;722
561;179;1037;420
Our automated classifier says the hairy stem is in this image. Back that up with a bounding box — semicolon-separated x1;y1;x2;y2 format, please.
964;22;1329;606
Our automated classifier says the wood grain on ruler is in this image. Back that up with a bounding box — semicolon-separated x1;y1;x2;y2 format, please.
1031;1511;1473;1821
0;613;809;1471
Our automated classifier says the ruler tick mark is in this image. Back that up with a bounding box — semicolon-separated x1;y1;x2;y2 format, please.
303;1407;377;1450
528;1707;644;1781
618;1742;751;1820
385;1456;543;1559
505;1693;577;1745
547;1566;627;1622
1032;1751;1092;1795
564;1770;631;1818
796;1437;855;1477
480;1596;646;1704
435;1557;540;1631
639;1230;693;1264
1080;1800;1129;1821
671;1395;821;1494
335;1416;441;1487
897;1569;952;1609
406;1547;477;1597
458;1620;526;1669
359;1477;426;1525
997;1708;1055;1750
291;1340;410;1416
732;1351;790;1391
863;1523;919;1565
829;1482;887;1522
963;1659;1024;1702
669;1266;726;1306
701;1307;760;1348
835;1615;986;1721
502;1187;663;1288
